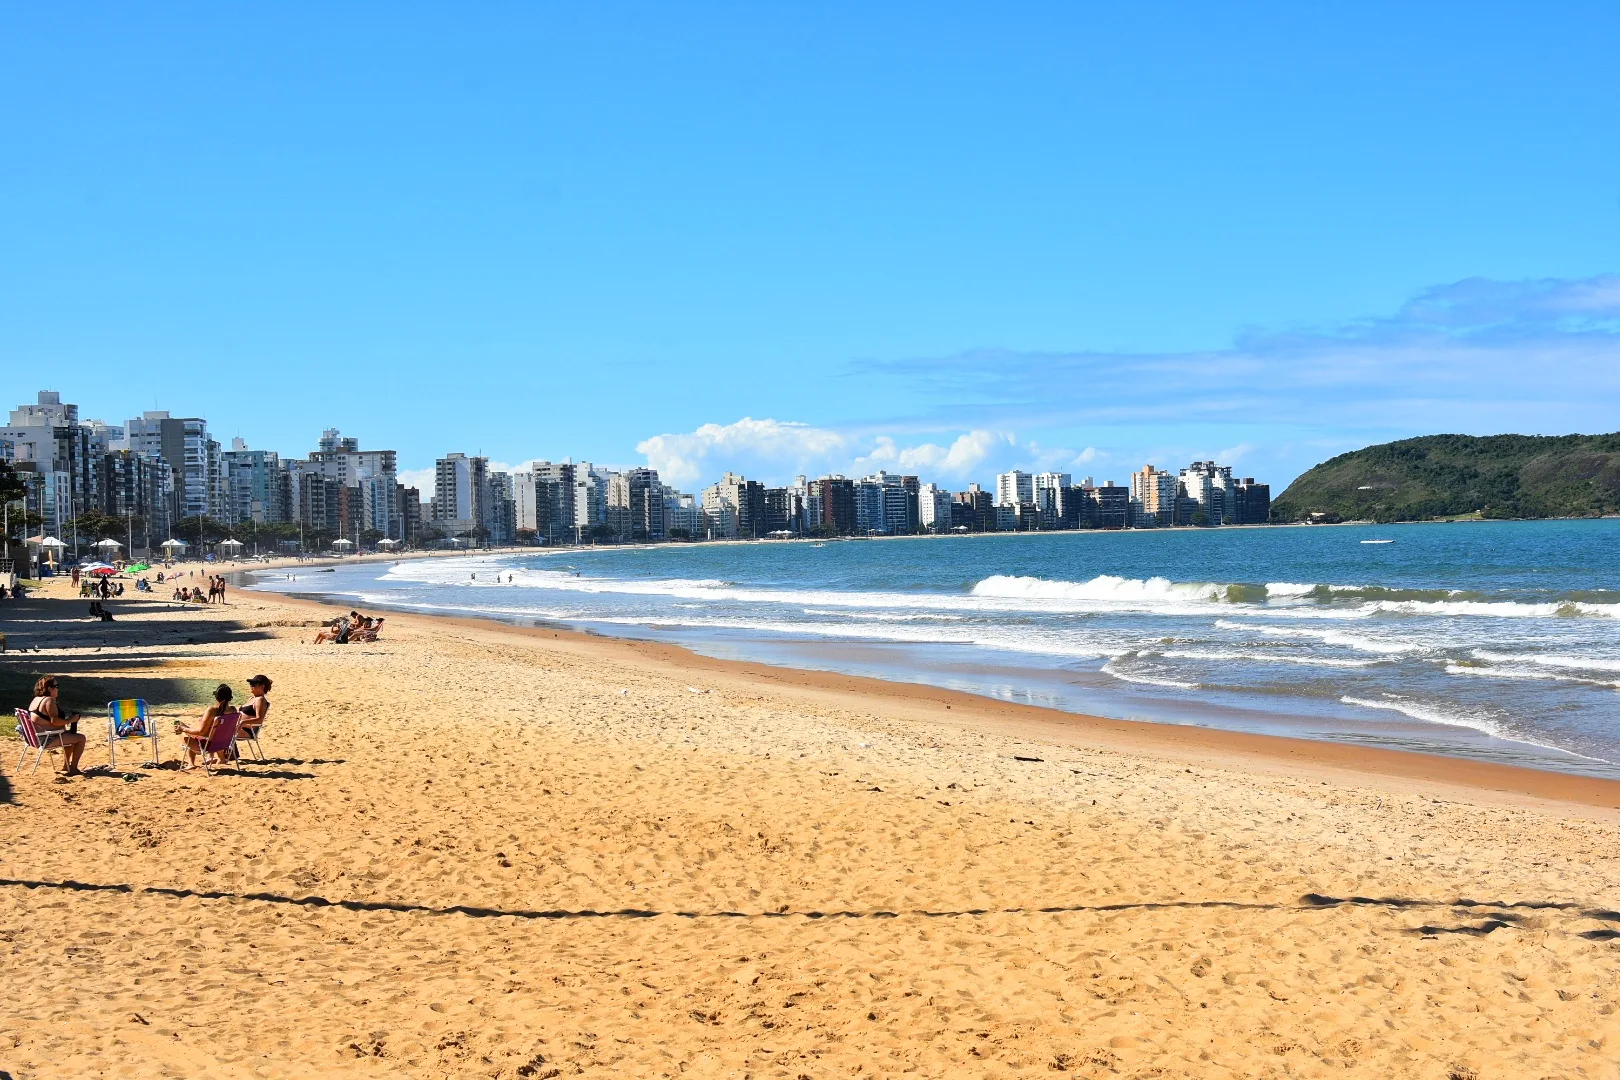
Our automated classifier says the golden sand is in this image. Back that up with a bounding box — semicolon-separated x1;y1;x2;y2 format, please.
3;569;1619;1078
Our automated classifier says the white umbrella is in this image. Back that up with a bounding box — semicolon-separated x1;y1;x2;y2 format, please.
34;536;66;549
331;538;354;549
218;538;245;551
376;538;401;548
160;538;189;550
95;537;123;550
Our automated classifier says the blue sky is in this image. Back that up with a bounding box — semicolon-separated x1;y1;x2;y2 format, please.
2;3;1617;492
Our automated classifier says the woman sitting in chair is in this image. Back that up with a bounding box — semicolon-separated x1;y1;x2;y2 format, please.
28;675;87;776
239;674;271;745
174;684;241;771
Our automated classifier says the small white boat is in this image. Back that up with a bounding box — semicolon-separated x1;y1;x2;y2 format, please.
1360;539;1395;545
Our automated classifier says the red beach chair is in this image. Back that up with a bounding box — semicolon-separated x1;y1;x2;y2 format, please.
189;709;242;776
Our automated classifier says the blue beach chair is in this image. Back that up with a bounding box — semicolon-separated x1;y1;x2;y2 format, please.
108;699;160;768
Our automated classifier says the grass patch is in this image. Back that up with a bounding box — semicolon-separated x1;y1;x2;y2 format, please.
0;666;216;737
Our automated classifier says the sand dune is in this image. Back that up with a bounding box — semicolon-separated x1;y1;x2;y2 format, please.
3;579;1619;1077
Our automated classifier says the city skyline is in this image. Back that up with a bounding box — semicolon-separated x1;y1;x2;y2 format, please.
1;388;1267;555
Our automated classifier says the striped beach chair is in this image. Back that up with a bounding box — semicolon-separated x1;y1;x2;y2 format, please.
14;708;70;775
108;699;160;768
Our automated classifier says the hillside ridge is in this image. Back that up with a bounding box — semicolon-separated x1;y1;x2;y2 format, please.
1271;432;1620;523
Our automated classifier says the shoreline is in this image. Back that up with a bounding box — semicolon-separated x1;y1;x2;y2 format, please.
251;581;1620;816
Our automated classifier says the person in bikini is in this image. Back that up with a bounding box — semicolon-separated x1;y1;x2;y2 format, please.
28;675;88;776
239;675;271;744
173;684;241;770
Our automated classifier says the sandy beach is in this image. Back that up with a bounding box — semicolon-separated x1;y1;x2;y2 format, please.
3;568;1619;1079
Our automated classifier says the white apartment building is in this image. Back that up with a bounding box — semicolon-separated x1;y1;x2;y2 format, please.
1179;461;1235;525
573;463;609;532
433;452;487;536
1033;472;1071;512
995;470;1033;507
918;482;952;532
665;489;702;537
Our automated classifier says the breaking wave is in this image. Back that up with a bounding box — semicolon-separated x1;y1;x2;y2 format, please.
971;574;1224;603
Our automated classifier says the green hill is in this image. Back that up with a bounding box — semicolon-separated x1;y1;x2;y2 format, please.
1271;433;1620;523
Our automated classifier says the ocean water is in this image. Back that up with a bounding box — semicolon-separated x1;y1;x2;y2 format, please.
246;519;1620;777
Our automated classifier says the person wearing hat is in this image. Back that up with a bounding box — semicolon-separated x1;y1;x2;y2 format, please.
240;675;272;744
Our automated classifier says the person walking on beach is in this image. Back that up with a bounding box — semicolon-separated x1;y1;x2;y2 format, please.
28;676;87;776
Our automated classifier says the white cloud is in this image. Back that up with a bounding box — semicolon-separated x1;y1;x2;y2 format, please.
396;467;435;491
1216;442;1258;465
852;430;1014;478
636;417;849;487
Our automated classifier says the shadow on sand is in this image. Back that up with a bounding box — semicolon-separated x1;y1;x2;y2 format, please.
2;878;1618;935
1;595;276;720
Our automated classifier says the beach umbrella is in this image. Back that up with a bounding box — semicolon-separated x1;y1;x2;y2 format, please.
331;538;354;549
87;565;119;576
95;537;123;550
35;536;66;549
376;538;400;548
160;538;189;550
218;538;245;552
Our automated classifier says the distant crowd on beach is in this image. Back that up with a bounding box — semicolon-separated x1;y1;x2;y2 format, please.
313;609;384;645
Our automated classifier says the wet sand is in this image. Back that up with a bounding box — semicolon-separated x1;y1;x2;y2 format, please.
3;577;1619;1078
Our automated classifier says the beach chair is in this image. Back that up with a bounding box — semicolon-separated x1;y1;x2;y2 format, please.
190;709;242;776
107;699;160;768
235;713;265;762
14;708;70;775
350;620;384;643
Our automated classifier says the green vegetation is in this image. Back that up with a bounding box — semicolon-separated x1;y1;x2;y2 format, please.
1272;433;1620;523
0;667;217;737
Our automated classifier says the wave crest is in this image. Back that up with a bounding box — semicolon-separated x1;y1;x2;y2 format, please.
972;574;1223;603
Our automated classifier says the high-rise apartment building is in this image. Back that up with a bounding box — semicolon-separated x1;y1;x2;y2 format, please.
221;443;286;526
573;463;609;534
1130;465;1180;527
664;488;702;538
808;476;857;536
433;453;488;538
953;484;993;531
995;470;1033;508
514;461;577;543
1180;461;1235;525
853;472;913;535
918;482;952;532
2;392;97;542
609;468;664;541
123;411;222;523
1231;478;1270;525
484;471;515;545
1094;482;1131;529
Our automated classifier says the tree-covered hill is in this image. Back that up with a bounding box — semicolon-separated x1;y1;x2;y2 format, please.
1271;433;1620;523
